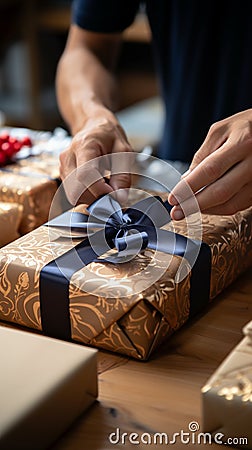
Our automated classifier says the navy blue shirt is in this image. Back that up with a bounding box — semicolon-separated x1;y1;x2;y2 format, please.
72;0;252;163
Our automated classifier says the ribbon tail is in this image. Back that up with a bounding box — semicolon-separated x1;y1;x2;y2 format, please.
40;230;103;340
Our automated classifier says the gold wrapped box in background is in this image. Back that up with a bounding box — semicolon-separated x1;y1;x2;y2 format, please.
0;201;23;247
0;126;69;234
0;169;59;234
0;196;252;360
0;152;61;235
202;320;252;448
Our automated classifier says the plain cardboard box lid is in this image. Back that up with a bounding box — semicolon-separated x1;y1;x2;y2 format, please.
0;326;98;450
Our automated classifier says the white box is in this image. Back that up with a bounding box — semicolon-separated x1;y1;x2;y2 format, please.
0;326;97;450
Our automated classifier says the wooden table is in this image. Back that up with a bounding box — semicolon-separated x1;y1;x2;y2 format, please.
50;266;252;449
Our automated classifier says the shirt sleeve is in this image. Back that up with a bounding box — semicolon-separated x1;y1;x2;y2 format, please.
72;0;142;33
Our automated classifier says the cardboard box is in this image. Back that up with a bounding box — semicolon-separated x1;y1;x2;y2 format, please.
202;321;252;448
0;326;97;450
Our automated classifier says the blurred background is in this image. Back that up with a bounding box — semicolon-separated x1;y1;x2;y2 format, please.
0;0;162;144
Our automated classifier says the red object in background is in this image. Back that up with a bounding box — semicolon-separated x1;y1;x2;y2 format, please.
0;151;7;165
0;132;33;166
1;142;15;158
0;133;10;143
21;136;32;147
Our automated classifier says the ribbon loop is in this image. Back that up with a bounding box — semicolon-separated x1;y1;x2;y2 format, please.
114;229;148;253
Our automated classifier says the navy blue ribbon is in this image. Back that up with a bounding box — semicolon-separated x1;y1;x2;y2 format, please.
40;196;211;340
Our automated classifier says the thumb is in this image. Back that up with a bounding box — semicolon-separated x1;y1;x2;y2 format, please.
110;173;131;205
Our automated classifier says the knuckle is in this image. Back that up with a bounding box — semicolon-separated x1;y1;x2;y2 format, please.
116;173;131;186
59;151;69;180
208;121;219;134
212;183;231;204
59;164;64;180
202;160;221;180
59;149;68;164
65;189;77;206
76;167;87;183
192;150;203;165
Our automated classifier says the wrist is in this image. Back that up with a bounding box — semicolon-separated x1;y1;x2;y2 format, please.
71;97;117;136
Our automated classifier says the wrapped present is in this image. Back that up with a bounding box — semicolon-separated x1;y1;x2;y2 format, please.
201;320;252;448
0;126;71;234
0;326;97;450
0;169;60;234
0;192;252;360
0;201;23;247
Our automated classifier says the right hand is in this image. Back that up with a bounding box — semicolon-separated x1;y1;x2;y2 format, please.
169;109;252;219
59;107;133;205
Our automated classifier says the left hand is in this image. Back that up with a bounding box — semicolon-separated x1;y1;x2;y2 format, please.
168;109;252;220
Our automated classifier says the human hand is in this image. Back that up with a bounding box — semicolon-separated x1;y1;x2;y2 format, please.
59;108;133;205
168;109;252;219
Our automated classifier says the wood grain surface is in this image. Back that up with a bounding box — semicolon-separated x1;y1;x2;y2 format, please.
50;266;252;450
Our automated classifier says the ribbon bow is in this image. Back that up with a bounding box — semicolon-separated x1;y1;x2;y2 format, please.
47;195;193;263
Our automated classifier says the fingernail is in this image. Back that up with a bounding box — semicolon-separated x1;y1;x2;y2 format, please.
168;193;178;206
171;208;184;221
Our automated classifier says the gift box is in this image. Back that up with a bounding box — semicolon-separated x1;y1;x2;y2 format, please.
201;320;252;448
0;325;97;450
0;126;70;234
0;168;60;234
0;191;252;360
0;201;23;247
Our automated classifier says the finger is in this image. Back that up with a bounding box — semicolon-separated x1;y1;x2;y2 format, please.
77;183;112;205
168;176;197;207
189;122;228;171
59;148;76;180
109;139;134;204
63;156;112;205
203;183;252;215
169;141;241;206
110;150;133;192
170;159;250;219
170;183;252;220
195;158;250;211
77;165;113;201
60;148;86;205
170;194;201;221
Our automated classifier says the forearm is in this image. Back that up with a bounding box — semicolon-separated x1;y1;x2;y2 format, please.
56;27;121;135
56;25;132;204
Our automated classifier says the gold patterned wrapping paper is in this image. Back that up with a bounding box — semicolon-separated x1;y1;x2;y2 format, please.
201;320;252;448
0;154;61;234
0;201;252;360
0;202;23;247
165;208;252;301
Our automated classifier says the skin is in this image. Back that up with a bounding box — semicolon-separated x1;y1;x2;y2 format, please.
56;24;132;205
169;109;252;219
